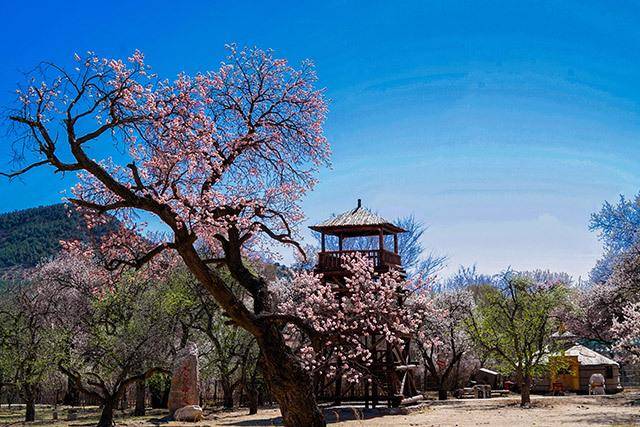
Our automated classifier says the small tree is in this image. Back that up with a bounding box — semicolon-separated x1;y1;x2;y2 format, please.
0;279;64;421
37;253;176;427
589;193;640;283
466;272;568;407
412;289;475;400
567;244;640;349
611;302;640;362
604;244;640;360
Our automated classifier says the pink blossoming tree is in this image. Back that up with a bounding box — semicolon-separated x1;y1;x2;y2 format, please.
4;46;329;426
595;244;640;360
566;245;640;350
611;303;640;362
411;289;476;400
32;251;177;427
276;253;433;399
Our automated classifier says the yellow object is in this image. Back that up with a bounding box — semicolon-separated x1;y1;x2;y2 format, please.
550;355;580;391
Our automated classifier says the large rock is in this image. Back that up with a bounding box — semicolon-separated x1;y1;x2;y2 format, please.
174;405;204;422
168;342;200;415
589;373;606;395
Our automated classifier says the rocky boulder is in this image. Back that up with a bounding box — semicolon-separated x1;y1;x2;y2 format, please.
174;405;204;422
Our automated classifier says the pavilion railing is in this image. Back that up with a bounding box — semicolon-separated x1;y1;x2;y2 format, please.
317;249;401;272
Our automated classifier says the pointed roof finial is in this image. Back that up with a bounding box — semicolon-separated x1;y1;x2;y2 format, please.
310;200;406;235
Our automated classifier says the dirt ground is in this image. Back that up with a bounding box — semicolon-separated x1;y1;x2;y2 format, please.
2;391;640;426
205;393;640;427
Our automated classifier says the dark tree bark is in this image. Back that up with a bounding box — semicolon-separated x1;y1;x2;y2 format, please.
98;398;115;427
437;387;448;401
333;370;342;406
176;243;326;426
63;376;80;406
258;327;324;427
119;391;128;410
222;381;234;409
421;349;462;402
24;389;36;422
246;381;259;415
59;367;169;427
134;379;146;416
520;374;531;408
149;374;170;409
247;393;258;415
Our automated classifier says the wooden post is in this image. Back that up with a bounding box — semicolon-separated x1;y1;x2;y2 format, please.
378;229;384;251
393;234;398;254
338;235;343;251
321;233;325;252
386;342;394;408
372;333;378;408
372;380;379;408
334;369;343;406
364;379;370;409
364;335;370;409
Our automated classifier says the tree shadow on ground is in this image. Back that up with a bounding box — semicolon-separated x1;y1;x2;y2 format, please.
217;406;416;426
451;401;555;412
567;413;640;425
145;415;173;425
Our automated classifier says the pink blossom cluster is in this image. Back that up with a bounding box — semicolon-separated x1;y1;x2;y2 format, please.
16;46;329;266
278;253;431;383
612;302;640;363
408;289;473;378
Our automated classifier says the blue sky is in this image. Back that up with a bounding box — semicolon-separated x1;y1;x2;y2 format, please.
1;0;639;279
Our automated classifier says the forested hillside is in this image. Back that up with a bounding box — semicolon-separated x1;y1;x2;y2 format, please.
0;204;116;270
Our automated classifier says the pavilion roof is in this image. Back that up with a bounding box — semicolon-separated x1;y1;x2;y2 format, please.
540;344;619;366
564;344;619;366
309;199;405;236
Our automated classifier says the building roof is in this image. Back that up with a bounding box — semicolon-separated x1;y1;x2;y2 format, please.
551;331;577;340
564;344;619;367
479;367;500;376
309;199;405;236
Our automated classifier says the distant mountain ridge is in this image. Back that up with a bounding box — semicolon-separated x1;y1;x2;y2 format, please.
0;203;117;270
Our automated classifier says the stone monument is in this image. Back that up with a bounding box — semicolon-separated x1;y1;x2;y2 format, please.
168;342;200;416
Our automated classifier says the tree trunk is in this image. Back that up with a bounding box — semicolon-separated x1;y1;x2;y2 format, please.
258;327;325;427
63;376;80;406
333;371;342;406
438;387;448;400
97;398;115;427
222;382;234;409
24;390;36;422
520;374;531;408
134;379;146;416
422;363;428;391
246;384;258;415
149;374;170;408
177;244;324;426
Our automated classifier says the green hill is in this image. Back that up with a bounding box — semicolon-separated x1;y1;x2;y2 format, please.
0;203;117;270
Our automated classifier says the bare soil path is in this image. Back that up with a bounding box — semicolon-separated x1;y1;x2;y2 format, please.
2;392;639;426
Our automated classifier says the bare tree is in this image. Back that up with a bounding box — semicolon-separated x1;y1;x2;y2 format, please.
35;254;176;427
0;279;64;421
412;290;475;400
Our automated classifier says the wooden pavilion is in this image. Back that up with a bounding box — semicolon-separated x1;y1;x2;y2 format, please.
309;200;420;407
310;199;405;278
